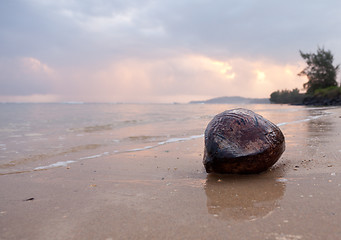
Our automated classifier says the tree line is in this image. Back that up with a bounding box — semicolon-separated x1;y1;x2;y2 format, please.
270;88;305;105
270;47;340;105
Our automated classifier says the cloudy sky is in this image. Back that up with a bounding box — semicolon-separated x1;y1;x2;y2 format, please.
1;0;341;103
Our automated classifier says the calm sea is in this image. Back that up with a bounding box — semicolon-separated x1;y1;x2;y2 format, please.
0;103;332;175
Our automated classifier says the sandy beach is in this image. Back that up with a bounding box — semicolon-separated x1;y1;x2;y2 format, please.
1;107;341;240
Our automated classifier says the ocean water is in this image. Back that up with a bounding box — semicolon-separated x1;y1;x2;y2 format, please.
0;103;333;175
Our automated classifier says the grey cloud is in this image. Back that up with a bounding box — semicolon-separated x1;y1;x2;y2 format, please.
2;0;341;65
148;0;341;62
0;1;79;61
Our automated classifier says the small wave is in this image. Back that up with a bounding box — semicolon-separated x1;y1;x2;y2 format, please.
69;124;113;133
61;144;102;154
34;160;76;170
122;134;204;153
9;135;23;138
79;152;109;160
157;134;204;145
24;133;44;137
0;153;50;169
68;120;144;133
126;135;163;142
34;151;110;170
125;146;154;152
276;115;323;127
0;144;103;169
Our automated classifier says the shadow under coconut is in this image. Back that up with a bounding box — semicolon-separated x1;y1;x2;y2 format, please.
204;169;286;221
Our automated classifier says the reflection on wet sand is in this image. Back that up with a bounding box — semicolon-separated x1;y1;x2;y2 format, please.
307;116;334;139
204;172;286;221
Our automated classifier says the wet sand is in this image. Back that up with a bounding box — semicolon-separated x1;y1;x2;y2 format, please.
1;108;341;240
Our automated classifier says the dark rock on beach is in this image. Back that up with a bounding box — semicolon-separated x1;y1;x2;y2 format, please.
203;108;285;174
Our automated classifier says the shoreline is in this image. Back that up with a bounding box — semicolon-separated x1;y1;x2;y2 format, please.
1;104;335;177
1;107;341;239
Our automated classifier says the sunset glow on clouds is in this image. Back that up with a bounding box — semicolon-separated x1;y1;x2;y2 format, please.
32;55;306;103
1;1;341;103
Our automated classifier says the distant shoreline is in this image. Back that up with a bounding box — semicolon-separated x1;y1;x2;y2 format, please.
189;96;270;104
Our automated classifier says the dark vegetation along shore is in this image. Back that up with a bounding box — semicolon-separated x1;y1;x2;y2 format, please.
270;47;341;106
270;87;341;105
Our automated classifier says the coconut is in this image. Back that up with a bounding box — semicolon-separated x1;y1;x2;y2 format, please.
203;108;285;174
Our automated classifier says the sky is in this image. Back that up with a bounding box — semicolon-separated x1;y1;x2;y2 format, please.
1;0;341;103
